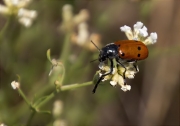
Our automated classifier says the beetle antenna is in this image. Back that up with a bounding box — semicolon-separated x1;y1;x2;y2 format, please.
90;59;98;63
91;40;101;52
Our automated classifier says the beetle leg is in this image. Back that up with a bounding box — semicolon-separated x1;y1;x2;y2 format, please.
116;58;127;85
127;60;139;72
116;59;126;79
92;59;114;93
129;60;139;72
133;60;139;72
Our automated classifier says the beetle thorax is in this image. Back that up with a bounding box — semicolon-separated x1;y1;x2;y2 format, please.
99;43;119;62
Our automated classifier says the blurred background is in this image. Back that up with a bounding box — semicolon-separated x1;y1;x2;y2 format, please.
0;0;179;125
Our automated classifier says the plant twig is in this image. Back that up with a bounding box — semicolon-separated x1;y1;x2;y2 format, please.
60;33;72;65
17;88;31;106
27;110;36;125
35;81;93;110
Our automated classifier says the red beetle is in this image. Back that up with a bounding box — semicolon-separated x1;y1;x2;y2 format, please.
91;40;148;93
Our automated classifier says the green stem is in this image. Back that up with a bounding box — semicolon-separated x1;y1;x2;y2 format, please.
27;110;36;125
57;62;66;84
17;88;31;106
36;90;57;110
61;81;93;91
35;81;93;109
60;33;72;65
0;17;11;41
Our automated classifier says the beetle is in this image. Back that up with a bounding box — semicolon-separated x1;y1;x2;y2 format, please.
91;40;148;93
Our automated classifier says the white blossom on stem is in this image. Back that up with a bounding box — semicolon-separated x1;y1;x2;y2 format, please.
11;80;20;89
0;0;37;27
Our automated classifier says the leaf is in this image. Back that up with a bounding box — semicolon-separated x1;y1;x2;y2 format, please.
47;49;52;63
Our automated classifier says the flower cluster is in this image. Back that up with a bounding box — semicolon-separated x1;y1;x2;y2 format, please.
59;4;101;51
96;21;157;92
0;0;37;27
59;4;89;32
71;22;102;51
120;21;157;45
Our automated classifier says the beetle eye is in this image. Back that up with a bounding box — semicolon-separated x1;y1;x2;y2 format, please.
138;46;141;50
137;54;141;57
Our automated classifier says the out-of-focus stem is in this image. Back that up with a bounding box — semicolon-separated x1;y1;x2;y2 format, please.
0;16;13;41
60;33;72;65
27;110;35;125
35;90;57;110
35;81;93;109
17;88;31;106
61;81;93;91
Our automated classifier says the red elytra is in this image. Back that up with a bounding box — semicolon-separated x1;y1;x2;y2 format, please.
114;40;149;60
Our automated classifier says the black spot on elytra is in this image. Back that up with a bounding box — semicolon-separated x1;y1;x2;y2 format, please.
138;46;141;50
137;54;141;57
121;53;125;56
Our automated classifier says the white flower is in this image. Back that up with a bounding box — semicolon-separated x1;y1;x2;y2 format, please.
73;9;89;25
62;4;73;23
0;123;7;126
11;80;20;89
120;25;133;40
52;100;63;118
139;26;148;37
18;17;32;27
60;4;89;32
0;0;37;27
125;70;136;79
98;62;105;69
118;62;138;79
76;22;89;45
99;72;111;82
97;63;135;91
18;8;37;19
110;80;117;86
144;32;158;45
121;85;131;92
61;4;101;51
120;21;158;45
110;73;119;86
134;21;143;30
53;119;67;126
120;25;131;32
110;73;124;87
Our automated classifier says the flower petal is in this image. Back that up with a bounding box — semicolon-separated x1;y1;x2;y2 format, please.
98;62;105;70
134;21;143;30
0;5;9;15
110;81;117;86
150;32;158;43
121;85;131;92
144;32;158;45
125;71;135;79
11;81;20;89
139;26;148;37
120;25;131;32
117;75;124;87
18;8;37;19
120;25;134;39
18;17;32;27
